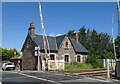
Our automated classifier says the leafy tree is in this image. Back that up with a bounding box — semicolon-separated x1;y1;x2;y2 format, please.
115;36;120;44
67;30;75;36
78;26;87;47
115;36;120;59
100;49;114;59
67;30;76;40
67;26;115;68
1;48;20;60
86;54;103;68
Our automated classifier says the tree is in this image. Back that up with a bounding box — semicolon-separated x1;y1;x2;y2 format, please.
1;48;20;60
67;30;75;40
78;26;87;47
100;49;114;59
67;26;115;68
115;36;120;59
67;30;75;36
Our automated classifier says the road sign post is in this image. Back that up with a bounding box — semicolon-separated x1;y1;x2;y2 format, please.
37;46;40;71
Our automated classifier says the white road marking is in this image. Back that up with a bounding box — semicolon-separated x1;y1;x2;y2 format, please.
4;71;61;84
85;77;110;82
19;72;61;84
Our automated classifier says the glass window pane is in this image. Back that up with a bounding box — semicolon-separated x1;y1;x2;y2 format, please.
50;54;55;60
77;56;81;62
65;55;69;62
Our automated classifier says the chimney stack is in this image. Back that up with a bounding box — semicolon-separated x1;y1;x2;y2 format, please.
28;22;35;36
75;33;79;42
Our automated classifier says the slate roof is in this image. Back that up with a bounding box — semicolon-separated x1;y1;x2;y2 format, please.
70;39;89;53
56;35;66;48
31;34;89;53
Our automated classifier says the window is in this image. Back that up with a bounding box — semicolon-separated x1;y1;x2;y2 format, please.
65;42;68;48
50;54;55;60
64;55;69;62
7;63;13;65
77;56;81;62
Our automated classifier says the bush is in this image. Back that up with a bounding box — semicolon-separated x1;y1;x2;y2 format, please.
1;47;20;60
65;62;93;70
85;55;103;68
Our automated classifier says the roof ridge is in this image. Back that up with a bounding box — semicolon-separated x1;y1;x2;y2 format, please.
35;34;66;38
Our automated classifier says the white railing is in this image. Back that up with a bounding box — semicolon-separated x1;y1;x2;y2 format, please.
48;60;64;70
101;59;116;70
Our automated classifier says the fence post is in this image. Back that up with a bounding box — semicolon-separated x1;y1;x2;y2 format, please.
107;59;110;78
103;59;106;68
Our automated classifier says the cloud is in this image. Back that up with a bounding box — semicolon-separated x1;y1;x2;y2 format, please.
48;33;62;37
56;34;62;36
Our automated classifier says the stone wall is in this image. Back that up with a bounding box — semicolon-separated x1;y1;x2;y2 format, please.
22;36;37;70
57;36;76;64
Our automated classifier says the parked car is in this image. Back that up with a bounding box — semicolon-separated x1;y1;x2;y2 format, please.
2;62;15;70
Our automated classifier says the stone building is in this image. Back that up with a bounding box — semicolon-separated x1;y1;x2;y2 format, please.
10;52;22;70
21;22;89;70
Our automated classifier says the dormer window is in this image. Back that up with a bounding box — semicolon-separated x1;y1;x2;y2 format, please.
65;42;68;48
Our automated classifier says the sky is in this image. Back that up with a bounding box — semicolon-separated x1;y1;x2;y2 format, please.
2;2;118;51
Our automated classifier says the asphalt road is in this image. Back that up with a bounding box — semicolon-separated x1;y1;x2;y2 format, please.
2;71;120;84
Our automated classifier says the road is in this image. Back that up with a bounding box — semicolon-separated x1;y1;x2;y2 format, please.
2;71;119;84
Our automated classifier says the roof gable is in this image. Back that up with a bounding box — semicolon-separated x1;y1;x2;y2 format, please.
56;35;66;48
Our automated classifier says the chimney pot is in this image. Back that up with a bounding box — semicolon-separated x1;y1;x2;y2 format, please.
30;22;35;29
28;22;35;36
76;33;79;42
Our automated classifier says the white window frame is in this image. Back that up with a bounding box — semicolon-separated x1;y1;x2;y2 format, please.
77;55;81;62
65;41;69;48
63;54;70;63
48;53;56;61
76;54;82;63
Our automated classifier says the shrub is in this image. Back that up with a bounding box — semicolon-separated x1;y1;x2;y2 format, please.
85;55;103;68
65;62;93;70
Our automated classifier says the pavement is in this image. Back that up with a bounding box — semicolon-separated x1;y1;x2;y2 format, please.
1;70;120;84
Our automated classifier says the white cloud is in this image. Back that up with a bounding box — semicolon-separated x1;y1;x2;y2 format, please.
56;34;62;36
48;33;62;37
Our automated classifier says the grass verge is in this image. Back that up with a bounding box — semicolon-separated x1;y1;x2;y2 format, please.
65;62;93;70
